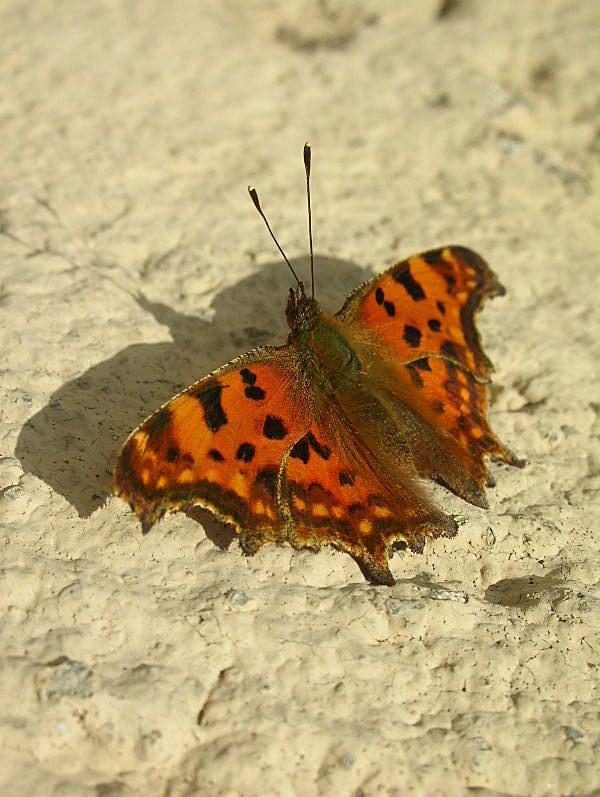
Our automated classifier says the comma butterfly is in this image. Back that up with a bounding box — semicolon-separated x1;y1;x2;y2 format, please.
113;145;523;585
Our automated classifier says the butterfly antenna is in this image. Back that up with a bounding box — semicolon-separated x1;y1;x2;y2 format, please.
303;142;315;299
248;185;301;286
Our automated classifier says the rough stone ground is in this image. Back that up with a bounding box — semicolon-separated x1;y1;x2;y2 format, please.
1;2;599;796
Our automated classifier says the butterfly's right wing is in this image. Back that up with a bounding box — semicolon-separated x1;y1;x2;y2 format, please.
337;246;523;501
338;246;501;378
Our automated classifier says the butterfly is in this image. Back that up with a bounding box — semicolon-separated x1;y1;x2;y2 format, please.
112;144;522;586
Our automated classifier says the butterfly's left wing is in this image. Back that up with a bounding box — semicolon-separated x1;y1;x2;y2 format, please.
337;246;522;500
113;347;311;549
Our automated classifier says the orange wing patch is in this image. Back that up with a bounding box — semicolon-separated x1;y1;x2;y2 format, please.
282;425;457;585
395;354;522;488
339;246;504;378
113;353;309;545
337;245;521;500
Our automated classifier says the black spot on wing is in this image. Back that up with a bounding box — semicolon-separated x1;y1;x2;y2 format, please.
405;362;424;388
236;442;255;463
437;300;446;314
240;368;266;400
290;436;310;465
428;318;441;332
240;368;257;385
443;273;456;291
412;357;432;372
166;445;179;462
307;431;331;460
263;414;288;440
339;471;355;487
384;300;396;317
421;248;444;265
255;466;278;498
375;287;384;305
432;399;445;414
394;265;426;301
245;385;266;401
194;382;227;432
406;356;432;387
403;325;422;348
208;448;225;462
145;407;171;443
441;340;461;360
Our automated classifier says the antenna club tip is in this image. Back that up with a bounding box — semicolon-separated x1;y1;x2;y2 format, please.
303;143;311;174
248;185;261;211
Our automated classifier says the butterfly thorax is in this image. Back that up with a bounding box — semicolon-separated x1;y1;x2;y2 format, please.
286;283;361;380
287;293;418;503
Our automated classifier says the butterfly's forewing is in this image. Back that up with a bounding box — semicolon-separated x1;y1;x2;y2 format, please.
338;246;501;377
113;347;310;548
337;246;522;496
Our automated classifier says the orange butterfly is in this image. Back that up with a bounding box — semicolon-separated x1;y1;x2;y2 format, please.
113;145;522;585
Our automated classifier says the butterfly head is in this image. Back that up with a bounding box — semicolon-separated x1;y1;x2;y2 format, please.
250;143;320;334
286;281;320;334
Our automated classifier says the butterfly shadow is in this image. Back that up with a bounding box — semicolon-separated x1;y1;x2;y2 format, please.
16;255;369;550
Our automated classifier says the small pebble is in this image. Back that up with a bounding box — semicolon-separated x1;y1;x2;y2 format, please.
3;485;23;501
428;588;468;603
564;727;583;743
582;598;600;616
230;591;249;606
41;658;93;702
17;392;33;407
484;527;496;547
387;599;424;614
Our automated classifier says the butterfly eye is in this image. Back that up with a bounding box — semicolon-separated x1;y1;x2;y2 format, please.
344;346;361;373
311;324;358;373
334;335;361;373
